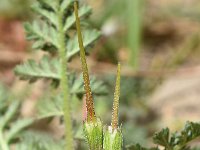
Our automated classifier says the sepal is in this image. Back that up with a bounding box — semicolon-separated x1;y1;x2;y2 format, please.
103;126;123;150
83;118;103;150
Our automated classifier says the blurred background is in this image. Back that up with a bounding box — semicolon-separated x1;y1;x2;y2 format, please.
1;0;200;148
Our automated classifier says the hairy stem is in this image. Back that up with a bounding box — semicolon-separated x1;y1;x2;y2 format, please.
57;4;74;150
74;1;96;122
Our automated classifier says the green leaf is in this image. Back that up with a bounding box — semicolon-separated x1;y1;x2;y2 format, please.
36;0;58;11
171;122;200;149
6;118;33;143
67;29;101;60
0;101;20;129
63;5;92;32
14;56;61;82
16;131;64;150
152;122;200;150
153;128;172;149
32;3;58;27
0;96;33;149
0;84;33;149
36;95;63;119
0;100;19;150
0;83;9;111
36;75;108;119
60;0;73;12
24;21;59;50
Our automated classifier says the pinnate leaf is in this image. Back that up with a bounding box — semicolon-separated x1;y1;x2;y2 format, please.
24;21;58;51
16;131;64;150
14;56;61;82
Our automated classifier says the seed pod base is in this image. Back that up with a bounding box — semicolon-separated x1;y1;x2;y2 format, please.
103;126;123;150
83;118;103;150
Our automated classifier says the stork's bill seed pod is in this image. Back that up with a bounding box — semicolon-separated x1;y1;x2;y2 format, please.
74;1;103;149
103;126;123;150
103;63;123;150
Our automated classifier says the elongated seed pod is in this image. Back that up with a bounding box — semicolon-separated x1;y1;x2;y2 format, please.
111;63;121;130
74;1;96;122
74;2;103;149
103;63;123;150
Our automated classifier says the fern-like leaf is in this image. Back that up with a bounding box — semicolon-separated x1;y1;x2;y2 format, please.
6;119;33;143
24;21;59;51
36;75;108;119
153;122;200;150
153;128;172;149
171;122;200;149
37;95;63;119
0;84;33;149
60;0;73;12
0;84;9;111
14;56;60;82
16;131;64;150
32;3;58;27
36;0;58;11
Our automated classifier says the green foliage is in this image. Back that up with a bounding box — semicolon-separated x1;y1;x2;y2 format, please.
153;128;171;149
15;1;100;82
22;0;99;56
14;0;102;149
14;0;102;116
153;122;200;150
36;95;63;119
14;56;61;82
36;75;108;119
0;84;9;111
24;21;59;51
0;84;33;150
129;122;200;150
16;131;64;150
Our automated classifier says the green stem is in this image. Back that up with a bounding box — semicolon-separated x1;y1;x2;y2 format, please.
0;129;9;150
57;4;74;150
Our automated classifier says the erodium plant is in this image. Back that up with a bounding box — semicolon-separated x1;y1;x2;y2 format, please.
74;1;123;150
15;0;102;149
8;0;200;150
